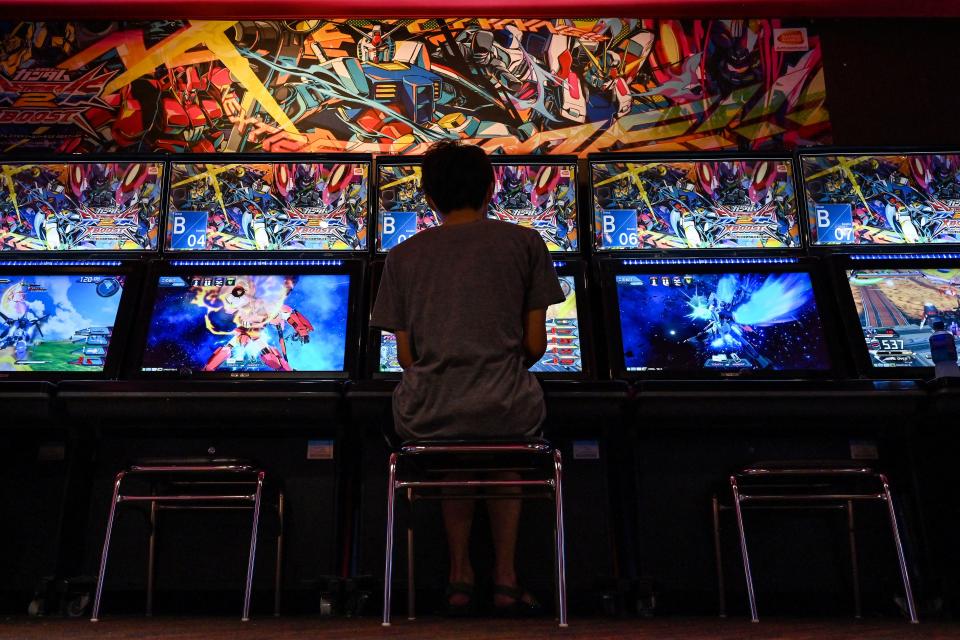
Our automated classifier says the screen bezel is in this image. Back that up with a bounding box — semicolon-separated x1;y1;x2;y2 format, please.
0;154;167;257
599;258;840;381
365;257;594;381
829;253;960;379
128;258;365;380
372;154;582;256
586;151;805;256
798;146;960;253
162;153;373;256
0;261;144;381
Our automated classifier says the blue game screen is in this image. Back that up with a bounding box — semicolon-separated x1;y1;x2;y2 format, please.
141;274;351;374
615;271;831;373
0;274;125;372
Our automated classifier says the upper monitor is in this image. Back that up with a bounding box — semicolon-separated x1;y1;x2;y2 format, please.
590;157;801;251
376;157;578;253
801;152;960;247
0;161;164;252
166;160;370;252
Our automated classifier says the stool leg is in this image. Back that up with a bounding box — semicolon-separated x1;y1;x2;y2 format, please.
406;488;415;621
91;471;125;622
274;490;285;618
730;476;758;623
553;449;568;628
880;474;919;624
847;500;862;619
242;471;265;622
712;494;727;618
382;452;398;627
146;498;158;617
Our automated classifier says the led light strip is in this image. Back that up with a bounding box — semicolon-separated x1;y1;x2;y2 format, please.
169;259;345;267
620;257;799;266
0;260;123;267
849;252;960;261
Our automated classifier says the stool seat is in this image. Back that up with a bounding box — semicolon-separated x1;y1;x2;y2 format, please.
717;461;917;624
382;437;567;627
91;459;283;622
130;457;257;472
132;456;255;466
401;437;550;447
739;460;875;475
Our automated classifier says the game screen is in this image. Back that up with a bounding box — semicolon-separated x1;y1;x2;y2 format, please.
591;159;800;250
0;162;163;251
802;154;960;246
376;163;578;252
167;162;369;251
846;268;960;367
379;274;582;374
615;271;831;373
0;274;126;372
141;274;351;374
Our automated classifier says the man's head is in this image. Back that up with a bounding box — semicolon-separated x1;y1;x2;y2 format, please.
421;141;494;216
934;320;946;331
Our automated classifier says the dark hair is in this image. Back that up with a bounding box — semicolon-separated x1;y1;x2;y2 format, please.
933;320;946;331
421;141;494;214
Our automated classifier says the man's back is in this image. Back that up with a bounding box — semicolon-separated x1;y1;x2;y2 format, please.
371;218;562;440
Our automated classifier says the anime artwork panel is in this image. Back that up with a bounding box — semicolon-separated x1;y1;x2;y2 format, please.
0;19;830;155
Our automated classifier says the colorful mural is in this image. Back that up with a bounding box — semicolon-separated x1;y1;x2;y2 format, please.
0;19;830;155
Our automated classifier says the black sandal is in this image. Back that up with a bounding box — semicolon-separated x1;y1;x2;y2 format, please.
492;584;543;617
444;581;477;617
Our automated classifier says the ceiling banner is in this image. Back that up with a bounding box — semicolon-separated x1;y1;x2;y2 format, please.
0;19;830;154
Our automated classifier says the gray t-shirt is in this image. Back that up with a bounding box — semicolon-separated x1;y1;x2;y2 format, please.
370;218;565;441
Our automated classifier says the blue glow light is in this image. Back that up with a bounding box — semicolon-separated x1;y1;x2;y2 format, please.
0;260;123;267
168;259;345;267
685;294;712;320
620;257;799;266
848;252;960;261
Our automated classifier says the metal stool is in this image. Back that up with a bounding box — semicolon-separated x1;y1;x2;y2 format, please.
381;439;567;627
90;458;284;622
713;460;918;623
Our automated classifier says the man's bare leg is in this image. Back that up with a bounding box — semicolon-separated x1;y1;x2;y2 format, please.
486;472;535;607
442;472;475;606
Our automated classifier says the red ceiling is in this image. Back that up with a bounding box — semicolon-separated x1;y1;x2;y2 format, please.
0;0;958;19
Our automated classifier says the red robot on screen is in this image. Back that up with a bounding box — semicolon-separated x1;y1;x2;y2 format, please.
83;63;241;153
201;277;314;372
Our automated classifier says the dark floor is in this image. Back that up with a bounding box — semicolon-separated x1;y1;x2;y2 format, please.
1;617;958;640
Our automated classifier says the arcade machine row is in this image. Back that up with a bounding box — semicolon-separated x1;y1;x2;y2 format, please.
798;148;960;609
799;148;960;401
88;157;374;609
585;151;852;392
0;157;162;616
0;157;161;413
88;154;377;423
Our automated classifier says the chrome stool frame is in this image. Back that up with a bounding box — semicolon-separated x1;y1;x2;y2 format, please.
716;462;918;624
90;460;284;622
381;441;568;627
